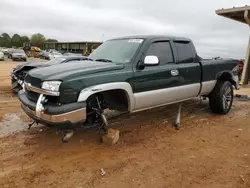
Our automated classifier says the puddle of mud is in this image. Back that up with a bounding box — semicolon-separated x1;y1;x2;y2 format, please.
0;113;41;137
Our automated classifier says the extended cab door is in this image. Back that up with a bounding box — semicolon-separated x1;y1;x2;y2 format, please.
133;40;180;111
173;40;201;99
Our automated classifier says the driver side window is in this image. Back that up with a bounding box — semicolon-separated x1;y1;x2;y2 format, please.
146;41;174;66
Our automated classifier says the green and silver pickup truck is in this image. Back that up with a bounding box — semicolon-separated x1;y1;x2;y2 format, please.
18;35;239;139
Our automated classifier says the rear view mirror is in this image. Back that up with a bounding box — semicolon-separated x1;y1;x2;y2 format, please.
144;55;159;66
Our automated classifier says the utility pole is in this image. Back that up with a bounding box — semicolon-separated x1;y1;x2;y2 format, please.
240;10;250;85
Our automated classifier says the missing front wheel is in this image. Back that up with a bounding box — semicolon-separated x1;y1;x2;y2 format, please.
86;95;109;133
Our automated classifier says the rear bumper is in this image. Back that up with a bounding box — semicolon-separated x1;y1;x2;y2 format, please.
18;91;87;129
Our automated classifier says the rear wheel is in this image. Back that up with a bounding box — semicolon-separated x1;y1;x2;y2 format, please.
209;81;233;114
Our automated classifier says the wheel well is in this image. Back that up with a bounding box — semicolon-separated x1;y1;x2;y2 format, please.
217;72;236;88
86;89;129;112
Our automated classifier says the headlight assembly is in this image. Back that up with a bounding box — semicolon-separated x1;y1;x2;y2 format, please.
42;81;61;92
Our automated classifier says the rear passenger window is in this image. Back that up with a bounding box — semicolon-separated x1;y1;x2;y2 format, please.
174;41;194;63
146;41;174;65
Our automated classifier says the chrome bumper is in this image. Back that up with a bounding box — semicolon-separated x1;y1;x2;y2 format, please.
22;104;86;123
19;92;87;126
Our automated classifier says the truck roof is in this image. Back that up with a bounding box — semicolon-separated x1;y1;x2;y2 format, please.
111;35;191;42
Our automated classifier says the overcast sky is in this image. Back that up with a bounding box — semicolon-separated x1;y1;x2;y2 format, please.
0;0;249;58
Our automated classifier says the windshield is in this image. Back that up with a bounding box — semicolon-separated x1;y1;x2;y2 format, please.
46;57;66;65
89;38;143;63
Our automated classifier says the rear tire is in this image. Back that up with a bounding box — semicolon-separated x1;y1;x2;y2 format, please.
209;81;233;114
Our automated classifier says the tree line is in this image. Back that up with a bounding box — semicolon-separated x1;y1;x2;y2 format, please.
0;33;58;49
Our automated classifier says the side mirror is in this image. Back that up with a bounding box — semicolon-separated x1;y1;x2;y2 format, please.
144;55;159;66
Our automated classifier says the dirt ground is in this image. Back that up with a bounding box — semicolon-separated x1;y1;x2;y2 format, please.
1;59;250;188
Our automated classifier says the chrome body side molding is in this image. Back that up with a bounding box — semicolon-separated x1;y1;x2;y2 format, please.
22;104;86;123
133;83;200;111
200;80;217;95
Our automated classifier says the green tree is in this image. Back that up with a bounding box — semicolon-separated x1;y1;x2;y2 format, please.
0;33;11;47
30;33;46;48
1;33;11;40
0;36;3;47
21;36;30;44
46;39;58;42
11;34;22;47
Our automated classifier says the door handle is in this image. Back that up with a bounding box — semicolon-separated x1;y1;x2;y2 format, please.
171;70;179;76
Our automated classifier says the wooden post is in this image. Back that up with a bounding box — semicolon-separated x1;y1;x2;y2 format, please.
240;37;250;85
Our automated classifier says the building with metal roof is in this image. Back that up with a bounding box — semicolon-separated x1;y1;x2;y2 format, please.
216;5;250;85
43;41;102;56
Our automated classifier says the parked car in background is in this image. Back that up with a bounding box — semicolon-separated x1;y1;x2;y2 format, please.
7;49;15;58
39;51;50;60
12;49;27;61
2;48;9;55
48;51;63;59
41;49;63;60
11;56;88;92
0;47;7;53
0;51;4;61
47;49;58;53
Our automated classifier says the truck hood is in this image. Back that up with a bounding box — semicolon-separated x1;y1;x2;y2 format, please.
14;61;48;72
28;61;125;81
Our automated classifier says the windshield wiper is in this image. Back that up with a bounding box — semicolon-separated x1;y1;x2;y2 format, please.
82;57;93;61
95;58;113;62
